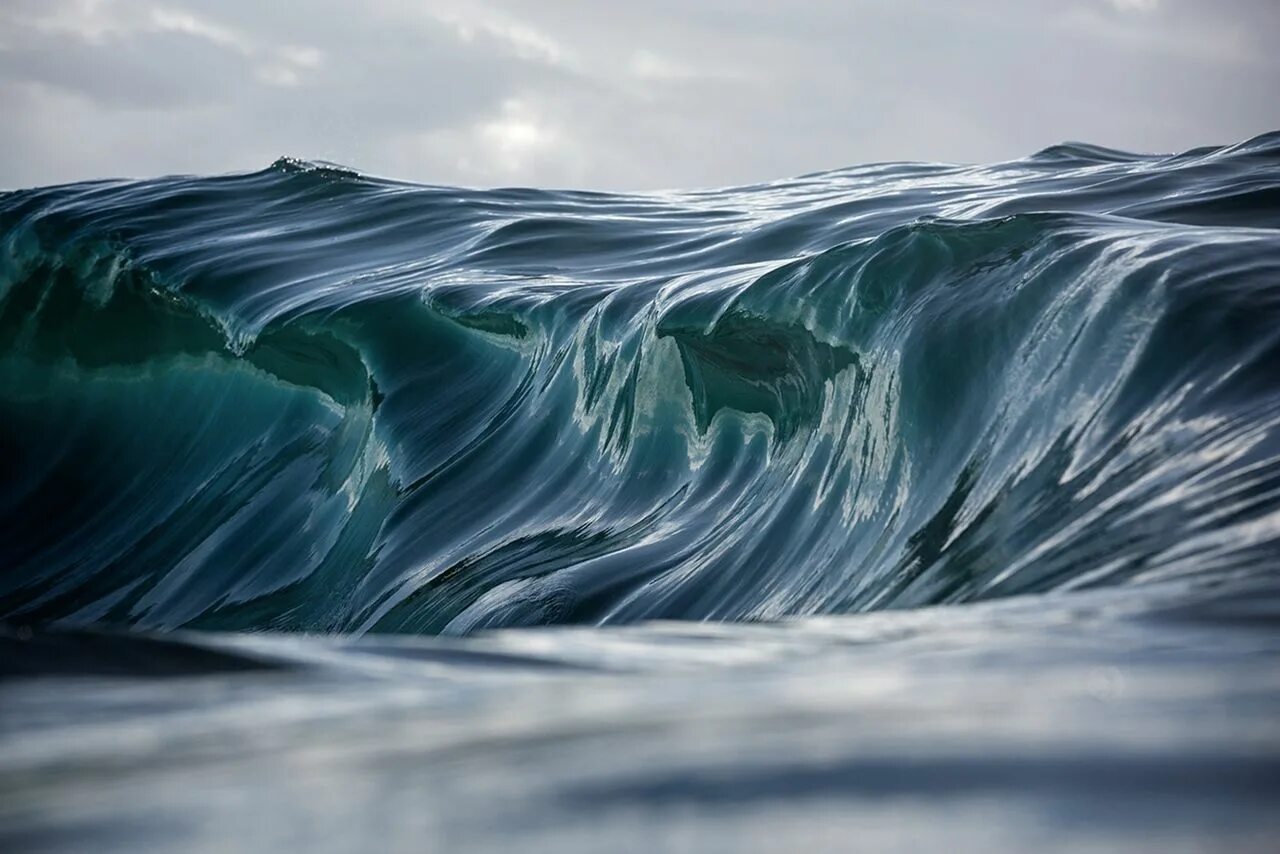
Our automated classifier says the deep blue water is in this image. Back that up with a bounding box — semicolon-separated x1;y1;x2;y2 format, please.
2;135;1279;851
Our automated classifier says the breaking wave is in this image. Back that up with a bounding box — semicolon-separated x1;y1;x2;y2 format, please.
3;133;1280;634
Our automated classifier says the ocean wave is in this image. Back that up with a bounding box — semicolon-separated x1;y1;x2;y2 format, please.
3;133;1279;634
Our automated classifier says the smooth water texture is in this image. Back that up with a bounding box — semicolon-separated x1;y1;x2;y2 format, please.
5;133;1280;632
2;134;1280;852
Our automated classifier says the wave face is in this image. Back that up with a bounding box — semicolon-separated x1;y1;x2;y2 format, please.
3;134;1280;634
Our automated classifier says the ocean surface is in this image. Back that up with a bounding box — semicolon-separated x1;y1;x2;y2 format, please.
2;133;1280;851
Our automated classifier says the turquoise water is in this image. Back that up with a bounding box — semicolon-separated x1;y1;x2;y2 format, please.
2;135;1279;851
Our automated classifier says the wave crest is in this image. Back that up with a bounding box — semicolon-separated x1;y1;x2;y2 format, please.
3;138;1280;633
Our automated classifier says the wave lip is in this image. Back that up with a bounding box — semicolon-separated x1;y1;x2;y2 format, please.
2;134;1280;634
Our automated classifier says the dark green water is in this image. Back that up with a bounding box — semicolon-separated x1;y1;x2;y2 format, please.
2;135;1279;851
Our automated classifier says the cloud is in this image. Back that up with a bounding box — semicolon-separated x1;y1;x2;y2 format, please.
255;45;325;88
426;3;571;69
0;1;325;103
146;6;252;53
391;97;579;186
1106;0;1160;11
4;0;254;52
0;0;1277;190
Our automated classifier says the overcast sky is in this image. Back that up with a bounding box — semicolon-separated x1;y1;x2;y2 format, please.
1;0;1278;191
